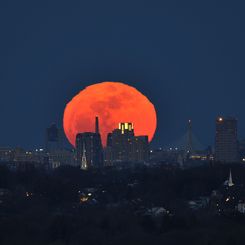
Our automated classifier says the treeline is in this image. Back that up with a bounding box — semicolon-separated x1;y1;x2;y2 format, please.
0;163;245;244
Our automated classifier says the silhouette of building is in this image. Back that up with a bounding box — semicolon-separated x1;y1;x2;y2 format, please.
133;136;149;162
81;143;88;170
104;122;149;165
215;117;238;163
48;149;76;168
45;124;63;151
238;139;245;162
0;148;14;162
76;117;103;169
109;122;134;162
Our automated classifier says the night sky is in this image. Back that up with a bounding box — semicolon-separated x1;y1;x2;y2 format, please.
0;0;245;149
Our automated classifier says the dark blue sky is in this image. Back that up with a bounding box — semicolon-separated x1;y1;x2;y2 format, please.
0;0;245;149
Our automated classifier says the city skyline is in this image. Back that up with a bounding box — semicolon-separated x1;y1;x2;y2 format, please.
1;1;245;244
1;1;245;149
0;113;243;150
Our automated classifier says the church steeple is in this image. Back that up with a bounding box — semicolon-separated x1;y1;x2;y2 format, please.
81;143;88;170
228;169;234;187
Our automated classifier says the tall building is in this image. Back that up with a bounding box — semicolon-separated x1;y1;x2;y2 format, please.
133;136;149;162
110;122;135;162
76;117;103;169
81;143;88;170
45;124;63;151
104;122;149;165
215;117;238;163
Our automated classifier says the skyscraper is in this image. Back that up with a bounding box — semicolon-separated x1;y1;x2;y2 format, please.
110;123;134;162
215;117;238;163
105;122;149;165
45;124;63;151
133;136;149;162
76;117;103;168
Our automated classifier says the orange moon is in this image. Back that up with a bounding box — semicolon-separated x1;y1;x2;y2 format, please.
63;81;157;147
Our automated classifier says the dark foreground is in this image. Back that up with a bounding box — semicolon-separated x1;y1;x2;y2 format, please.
0;163;245;245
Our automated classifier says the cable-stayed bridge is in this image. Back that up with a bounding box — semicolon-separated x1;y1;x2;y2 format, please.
169;120;205;153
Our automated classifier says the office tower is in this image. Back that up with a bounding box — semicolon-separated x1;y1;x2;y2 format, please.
81;143;88;170
106;133;112;147
45;124;63;151
105;122;149;164
215;117;238;163
76;117;103;168
110;122;134;162
133;136;149;162
104;133;113;166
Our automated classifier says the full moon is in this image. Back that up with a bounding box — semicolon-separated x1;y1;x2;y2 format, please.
63;81;157;147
